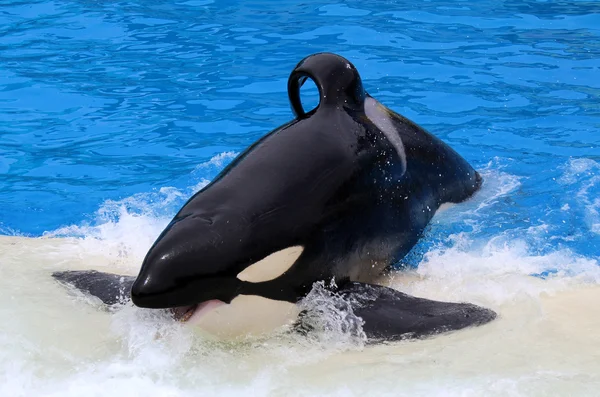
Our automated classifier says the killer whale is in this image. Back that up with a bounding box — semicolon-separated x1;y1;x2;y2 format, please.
54;53;496;342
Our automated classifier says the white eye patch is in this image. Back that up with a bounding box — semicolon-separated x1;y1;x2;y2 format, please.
236;246;304;283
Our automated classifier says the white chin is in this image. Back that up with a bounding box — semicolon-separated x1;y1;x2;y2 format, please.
188;295;300;339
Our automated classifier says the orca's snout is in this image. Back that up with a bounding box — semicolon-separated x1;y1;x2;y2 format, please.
130;266;242;309
128;212;249;309
130;272;167;308
130;239;205;309
130;241;244;310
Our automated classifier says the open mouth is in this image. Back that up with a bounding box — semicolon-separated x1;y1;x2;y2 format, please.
170;300;225;322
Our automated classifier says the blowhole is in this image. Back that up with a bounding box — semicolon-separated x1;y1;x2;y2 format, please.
298;76;319;114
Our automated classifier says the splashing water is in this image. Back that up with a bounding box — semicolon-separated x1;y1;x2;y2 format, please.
296;280;367;349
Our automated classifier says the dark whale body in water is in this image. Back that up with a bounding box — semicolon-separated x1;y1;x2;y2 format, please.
54;53;495;342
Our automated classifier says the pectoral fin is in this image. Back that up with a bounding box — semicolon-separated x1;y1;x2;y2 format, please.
296;281;496;342
53;270;134;306
342;282;496;341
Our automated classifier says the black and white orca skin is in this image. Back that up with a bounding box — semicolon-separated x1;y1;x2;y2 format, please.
54;53;495;342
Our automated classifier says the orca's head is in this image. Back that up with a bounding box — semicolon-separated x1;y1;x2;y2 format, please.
130;53;368;321
130;210;304;321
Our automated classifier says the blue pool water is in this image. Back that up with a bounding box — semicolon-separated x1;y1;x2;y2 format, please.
1;0;599;263
2;2;600;396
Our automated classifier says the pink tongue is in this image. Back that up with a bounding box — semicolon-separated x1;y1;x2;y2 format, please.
189;299;225;322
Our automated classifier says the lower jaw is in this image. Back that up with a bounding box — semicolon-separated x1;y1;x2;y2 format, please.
172;300;226;323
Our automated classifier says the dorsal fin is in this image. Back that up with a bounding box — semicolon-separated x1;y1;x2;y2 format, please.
287;52;366;117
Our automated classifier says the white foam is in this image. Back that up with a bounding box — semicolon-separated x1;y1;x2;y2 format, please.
392;234;600;308
193;151;238;171
559;158;600;234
